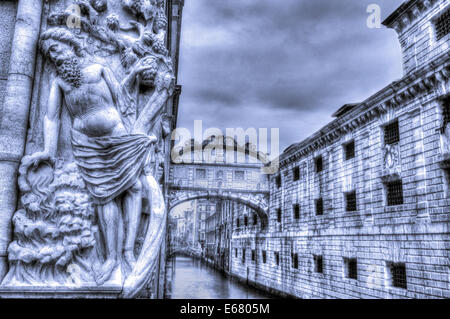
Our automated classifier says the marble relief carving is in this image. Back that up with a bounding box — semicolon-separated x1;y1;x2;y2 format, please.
1;0;174;298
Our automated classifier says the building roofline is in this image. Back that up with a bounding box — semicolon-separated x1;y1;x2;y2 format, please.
382;0;418;27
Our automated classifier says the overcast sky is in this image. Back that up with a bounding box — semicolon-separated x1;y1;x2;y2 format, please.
176;0;405;154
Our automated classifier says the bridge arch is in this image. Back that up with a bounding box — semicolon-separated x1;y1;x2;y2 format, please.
168;190;269;229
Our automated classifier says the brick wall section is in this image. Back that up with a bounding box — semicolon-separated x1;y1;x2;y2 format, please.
227;0;450;299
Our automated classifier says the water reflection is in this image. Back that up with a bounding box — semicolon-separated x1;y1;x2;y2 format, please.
169;255;272;299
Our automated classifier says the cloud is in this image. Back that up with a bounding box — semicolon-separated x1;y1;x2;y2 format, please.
177;0;405;152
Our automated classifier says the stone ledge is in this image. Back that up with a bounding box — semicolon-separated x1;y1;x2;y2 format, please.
0;285;122;299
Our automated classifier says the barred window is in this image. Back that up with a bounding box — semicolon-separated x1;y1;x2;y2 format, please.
345;258;358;280
345;191;357;212
274;252;280;266
196;168;206;179
344;140;355;160
386;180;403;206
443;98;450;128
277;208;282;222
315;156;323;172
435;7;450;41
242;249;245;263
276;174;281;188
315;198;324;216
293;203;300;219
292;253;299;269
251;250;256;262
262;250;267;263
314;255;323;273
293;166;300;181
234;170;245;180
388;262;407;289
384;120;400;145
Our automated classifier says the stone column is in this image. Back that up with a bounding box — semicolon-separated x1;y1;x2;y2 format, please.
0;0;43;280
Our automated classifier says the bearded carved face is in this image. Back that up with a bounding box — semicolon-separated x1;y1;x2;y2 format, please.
139;56;158;87
47;41;76;66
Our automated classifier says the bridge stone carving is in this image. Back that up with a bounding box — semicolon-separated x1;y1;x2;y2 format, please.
168;162;270;228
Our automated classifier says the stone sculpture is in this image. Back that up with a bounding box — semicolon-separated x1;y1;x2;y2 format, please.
1;0;175;298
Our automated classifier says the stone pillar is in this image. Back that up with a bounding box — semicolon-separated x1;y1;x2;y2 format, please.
0;0;43;280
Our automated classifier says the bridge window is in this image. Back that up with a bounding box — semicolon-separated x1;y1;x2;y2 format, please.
435;7;450;41
274;252;280;266
242;249;246;263
344;258;358;280
292;252;299;269
293;166;300;181
315;198;324;216
345;191;357;212
315;156;323;173
293;204;300;219
251;250;256;262
234;170;245;180
262;250;267;263
276;174;281;188
196;168;206;179
277;208;282;222
344;140;355;160
314;255;323;273
386;179;403;206
384;119;400;145
387;262;407;289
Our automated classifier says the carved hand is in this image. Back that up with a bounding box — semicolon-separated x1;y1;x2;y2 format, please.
28;151;55;168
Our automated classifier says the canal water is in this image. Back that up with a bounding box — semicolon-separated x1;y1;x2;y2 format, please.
168;255;272;299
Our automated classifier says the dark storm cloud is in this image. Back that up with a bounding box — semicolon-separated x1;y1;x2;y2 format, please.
177;0;405;152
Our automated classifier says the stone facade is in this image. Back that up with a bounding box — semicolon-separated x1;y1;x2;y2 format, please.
226;0;449;299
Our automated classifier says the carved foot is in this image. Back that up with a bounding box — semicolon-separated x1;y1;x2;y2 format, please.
124;250;137;270
94;258;117;285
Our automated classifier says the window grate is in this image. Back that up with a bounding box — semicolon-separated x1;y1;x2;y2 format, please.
276;174;281;188
262;250;267;263
293;204;300;219
293;166;300;181
315;198;324;216
277;208;282;222
196;168;206;179
386;180;403;206
344;141;355;160
435;8;450;41
345;191;357;212
389;262;407;289
292;253;299;269
315;156;323;172
384;120;400;145
314;255;323;273
274;252;280;266
346;258;358;279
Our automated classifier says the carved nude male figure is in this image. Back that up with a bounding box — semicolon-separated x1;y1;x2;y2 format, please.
30;28;171;284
